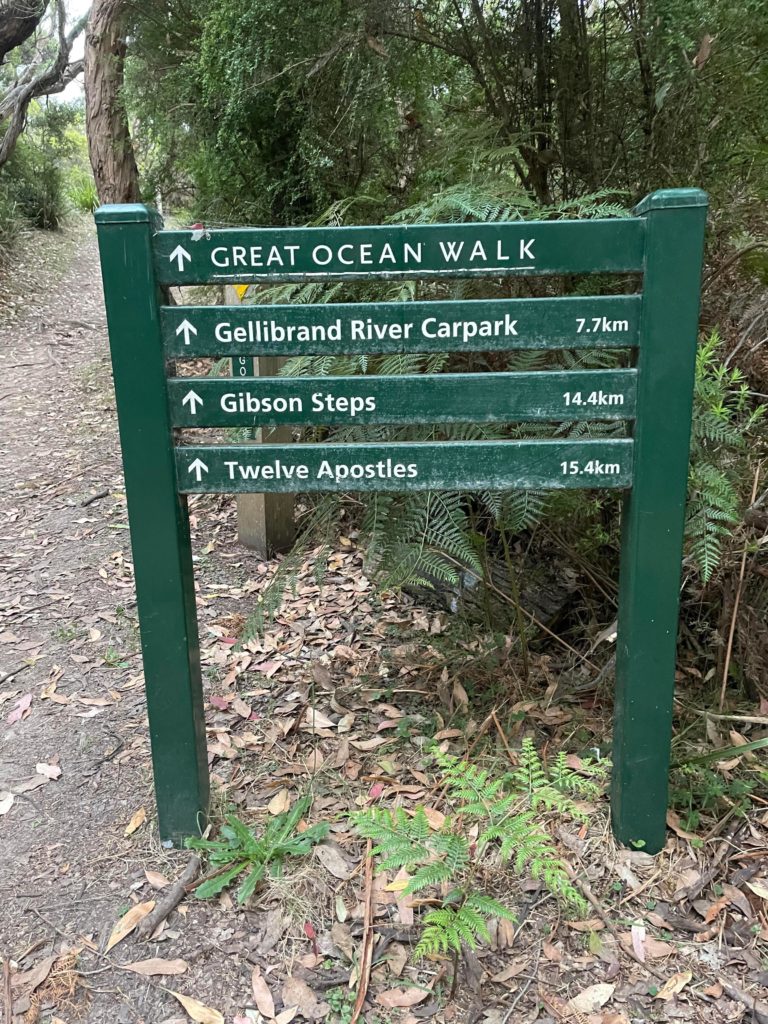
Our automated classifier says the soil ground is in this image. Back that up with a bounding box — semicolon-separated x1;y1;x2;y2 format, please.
1;220;767;1024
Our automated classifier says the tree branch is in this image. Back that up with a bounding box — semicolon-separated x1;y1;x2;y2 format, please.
0;1;90;167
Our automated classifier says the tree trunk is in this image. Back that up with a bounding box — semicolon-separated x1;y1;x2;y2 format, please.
84;0;139;204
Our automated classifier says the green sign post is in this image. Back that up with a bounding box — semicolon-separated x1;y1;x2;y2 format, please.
95;190;707;852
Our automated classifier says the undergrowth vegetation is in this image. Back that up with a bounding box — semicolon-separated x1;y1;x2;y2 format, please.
353;742;604;958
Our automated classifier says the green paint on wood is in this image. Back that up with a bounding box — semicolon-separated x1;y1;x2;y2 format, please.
96;191;708;856
611;188;708;854
94;204;209;843
175;439;634;493
168;370;637;427
154;219;645;285
162;295;641;357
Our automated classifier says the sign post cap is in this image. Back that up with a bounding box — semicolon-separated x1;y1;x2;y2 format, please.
95;203;160;226
634;189;708;215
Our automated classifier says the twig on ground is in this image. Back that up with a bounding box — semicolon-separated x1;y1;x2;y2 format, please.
562;862;666;983
3;956;12;1024
0;663;30;685
349;840;373;1024
492;710;518;768
719;976;768;1023
720;463;762;710
136;854;201;938
501;945;540;1024
80;488;109;507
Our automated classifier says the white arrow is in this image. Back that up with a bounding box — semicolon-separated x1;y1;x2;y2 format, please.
188;458;208;483
169;244;191;271
182;389;204;415
175;318;198;345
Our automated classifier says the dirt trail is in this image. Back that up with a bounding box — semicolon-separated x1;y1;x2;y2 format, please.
0;222;250;1022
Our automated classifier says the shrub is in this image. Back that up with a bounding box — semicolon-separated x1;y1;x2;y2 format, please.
67;169;99;213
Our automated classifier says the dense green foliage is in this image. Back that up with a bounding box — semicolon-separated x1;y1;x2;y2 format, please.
125;0;768;222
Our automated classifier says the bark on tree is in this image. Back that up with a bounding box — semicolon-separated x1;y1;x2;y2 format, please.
0;0;48;64
84;0;139;204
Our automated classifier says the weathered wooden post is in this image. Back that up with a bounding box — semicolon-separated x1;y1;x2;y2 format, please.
226;284;296;556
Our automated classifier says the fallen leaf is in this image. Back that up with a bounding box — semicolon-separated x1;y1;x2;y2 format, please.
422;807;446;830
654;971;692;1000
123;958;188;976
375;987;430;1009
35;762;62;780
746;879;768;901
565;918;605;933
0;792;15;815
491;962;527;984
268;788;291;815
7;692;32;724
303;708;335;730
9;955;56;991
349;737;389;751
666;810;699;841
145;869;170;889
703;894;729;923
124;806;147;836
251;966;275;1019
568;982;615;1013
169;990;224;1024
274;1010;298;1024
105;900;155;951
621;931;674;960
315;842;354;880
281;976;319;1018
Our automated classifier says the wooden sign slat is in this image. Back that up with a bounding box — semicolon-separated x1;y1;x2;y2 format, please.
154;218;644;285
162;295;641;357
175;439;633;493
168;370;637;427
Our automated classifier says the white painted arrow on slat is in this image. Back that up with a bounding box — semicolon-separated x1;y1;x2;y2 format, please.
188;458;208;482
182;390;203;415
175;319;197;345
169;244;191;271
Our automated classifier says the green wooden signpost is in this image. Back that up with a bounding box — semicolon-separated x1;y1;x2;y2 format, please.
95;189;707;853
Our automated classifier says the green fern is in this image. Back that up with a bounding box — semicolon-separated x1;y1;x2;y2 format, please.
351;741;603;960
686;331;765;582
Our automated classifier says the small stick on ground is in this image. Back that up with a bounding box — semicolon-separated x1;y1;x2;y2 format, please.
562;862;666;983
719;976;768;1023
80;488;109;508
349;840;373;1024
720;462;762;710
3;956;12;1024
492;710;518;768
0;663;30;685
135;854;200;938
